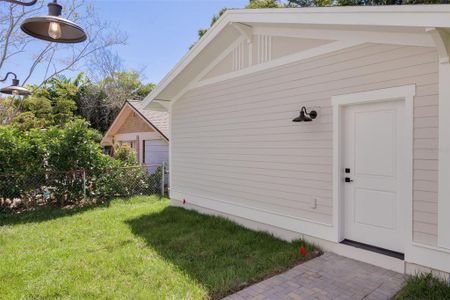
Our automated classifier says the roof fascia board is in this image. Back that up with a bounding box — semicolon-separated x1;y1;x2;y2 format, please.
170;36;245;104
141;9;232;108
102;101;168;144
127;103;169;141
230;5;450;14
227;6;450;28
101;102;132;144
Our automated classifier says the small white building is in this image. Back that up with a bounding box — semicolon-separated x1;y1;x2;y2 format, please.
101;100;169;169
142;6;450;276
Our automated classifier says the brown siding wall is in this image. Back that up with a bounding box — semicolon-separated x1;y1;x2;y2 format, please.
117;112;154;134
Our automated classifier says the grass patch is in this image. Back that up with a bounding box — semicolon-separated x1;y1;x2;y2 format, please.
395;273;450;300
0;196;319;299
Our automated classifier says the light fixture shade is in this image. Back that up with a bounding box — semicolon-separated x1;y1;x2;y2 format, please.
292;106;318;122
0;79;31;96
20;1;87;44
293;111;309;122
20;16;87;43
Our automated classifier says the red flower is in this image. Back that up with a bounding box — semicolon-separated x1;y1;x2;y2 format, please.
182;198;186;205
299;246;307;257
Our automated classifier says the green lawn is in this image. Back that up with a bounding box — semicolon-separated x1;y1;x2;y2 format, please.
0;196;318;299
395;273;450;300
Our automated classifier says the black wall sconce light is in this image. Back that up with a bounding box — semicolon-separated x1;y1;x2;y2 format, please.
292;106;318;122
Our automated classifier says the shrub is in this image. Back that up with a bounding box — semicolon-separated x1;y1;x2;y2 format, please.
0;121;162;210
395;273;450;300
101;144;151;197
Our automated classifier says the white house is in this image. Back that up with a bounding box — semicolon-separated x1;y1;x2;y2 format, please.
101;100;169;170
142;6;450;276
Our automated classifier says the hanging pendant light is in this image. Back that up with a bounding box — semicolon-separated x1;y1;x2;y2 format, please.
292;106;318;122
0;72;31;96
20;0;87;44
0;0;38;5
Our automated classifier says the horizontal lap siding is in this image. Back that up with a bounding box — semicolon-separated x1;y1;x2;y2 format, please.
172;43;439;244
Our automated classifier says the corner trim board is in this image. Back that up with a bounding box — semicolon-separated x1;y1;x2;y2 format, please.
437;55;450;251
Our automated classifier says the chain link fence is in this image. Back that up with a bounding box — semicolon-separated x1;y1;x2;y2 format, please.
0;163;167;211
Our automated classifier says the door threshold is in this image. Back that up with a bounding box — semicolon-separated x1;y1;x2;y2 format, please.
340;239;404;260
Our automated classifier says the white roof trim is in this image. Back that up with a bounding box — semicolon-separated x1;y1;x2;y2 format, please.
142;5;450;108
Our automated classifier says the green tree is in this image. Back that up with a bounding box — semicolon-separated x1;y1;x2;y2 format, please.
197;8;229;41
287;0;331;6
83;71;155;132
113;144;139;166
100;71;155;100
11;75;81;129
9;71;155;133
246;0;281;8
196;1;282;42
0;126;47;174
45;119;110;172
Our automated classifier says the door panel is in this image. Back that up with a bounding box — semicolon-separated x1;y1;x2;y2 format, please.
354;188;395;230
355;110;395;177
343;100;405;253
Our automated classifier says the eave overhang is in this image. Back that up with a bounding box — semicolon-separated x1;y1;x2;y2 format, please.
142;5;450;109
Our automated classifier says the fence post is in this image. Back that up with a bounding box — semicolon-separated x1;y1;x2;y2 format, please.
82;169;87;200
161;162;165;198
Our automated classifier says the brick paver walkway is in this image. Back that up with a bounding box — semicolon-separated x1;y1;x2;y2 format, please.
224;252;405;300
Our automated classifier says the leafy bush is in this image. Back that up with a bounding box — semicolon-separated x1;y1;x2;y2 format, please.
0;120;159;210
89;145;162;198
0;126;47;174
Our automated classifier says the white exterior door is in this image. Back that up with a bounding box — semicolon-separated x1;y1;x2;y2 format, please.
343;100;406;253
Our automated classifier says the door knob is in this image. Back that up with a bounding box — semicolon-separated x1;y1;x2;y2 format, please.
345;177;353;183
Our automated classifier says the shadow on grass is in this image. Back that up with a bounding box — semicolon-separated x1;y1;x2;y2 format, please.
0;202;111;226
126;206;318;299
0;195;164;226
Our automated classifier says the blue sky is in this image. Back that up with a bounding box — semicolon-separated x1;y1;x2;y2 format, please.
91;0;248;84
4;0;249;86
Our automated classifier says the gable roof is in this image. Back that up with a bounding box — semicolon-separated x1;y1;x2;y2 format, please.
141;5;450;109
101;100;169;145
127;100;169;139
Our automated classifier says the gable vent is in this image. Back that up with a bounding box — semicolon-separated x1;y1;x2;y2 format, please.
232;40;245;71
257;34;272;64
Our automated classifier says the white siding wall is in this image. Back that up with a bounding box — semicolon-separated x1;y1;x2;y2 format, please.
144;139;169;165
144;139;169;181
172;42;439;246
